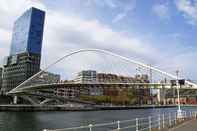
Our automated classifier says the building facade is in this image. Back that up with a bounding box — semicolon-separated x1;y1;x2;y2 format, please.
73;70;151;104
54;85;89;99
134;74;151;104
2;53;41;92
97;73;135;83
74;70;97;83
0;67;2;94
2;7;45;94
10;7;45;55
55;87;80;99
33;71;60;85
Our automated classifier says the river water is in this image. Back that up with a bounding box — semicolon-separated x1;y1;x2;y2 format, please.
0;107;197;131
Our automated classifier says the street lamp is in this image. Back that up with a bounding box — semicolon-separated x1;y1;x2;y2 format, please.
176;70;184;119
136;67;142;75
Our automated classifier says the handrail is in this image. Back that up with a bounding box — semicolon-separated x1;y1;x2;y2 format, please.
43;110;196;131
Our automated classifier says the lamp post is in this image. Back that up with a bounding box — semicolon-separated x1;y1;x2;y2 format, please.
136;67;142;105
136;67;142;75
176;70;183;119
149;64;152;83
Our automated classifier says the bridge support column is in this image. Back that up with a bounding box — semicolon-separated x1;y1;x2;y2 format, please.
157;88;166;105
163;89;166;105
13;96;18;104
157;89;161;104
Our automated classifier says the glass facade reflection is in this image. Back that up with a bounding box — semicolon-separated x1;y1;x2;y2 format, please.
10;7;45;55
2;7;45;94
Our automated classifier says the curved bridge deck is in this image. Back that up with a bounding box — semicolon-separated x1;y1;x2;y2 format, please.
10;82;171;94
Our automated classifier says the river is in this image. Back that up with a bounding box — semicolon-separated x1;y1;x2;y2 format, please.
0;106;197;131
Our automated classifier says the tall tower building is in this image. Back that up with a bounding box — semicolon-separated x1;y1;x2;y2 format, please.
0;67;2;94
2;7;45;93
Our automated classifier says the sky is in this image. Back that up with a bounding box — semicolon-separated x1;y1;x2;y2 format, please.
0;0;197;80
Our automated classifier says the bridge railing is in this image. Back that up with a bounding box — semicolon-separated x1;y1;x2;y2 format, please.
43;110;196;131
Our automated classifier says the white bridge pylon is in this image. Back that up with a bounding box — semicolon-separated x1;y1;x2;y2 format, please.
8;48;197;94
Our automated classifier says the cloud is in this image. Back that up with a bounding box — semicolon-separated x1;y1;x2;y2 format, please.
0;0;45;25
112;0;136;23
156;51;197;79
1;0;197;81
152;3;170;20
175;0;197;25
42;11;159;79
85;0;118;8
0;0;158;78
104;0;117;8
85;0;136;23
0;0;46;66
112;13;127;23
0;28;11;67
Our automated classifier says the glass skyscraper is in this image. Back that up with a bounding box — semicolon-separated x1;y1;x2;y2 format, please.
2;7;45;93
0;67;2;94
10;7;45;55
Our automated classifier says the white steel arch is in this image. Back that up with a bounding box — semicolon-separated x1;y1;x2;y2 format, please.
8;48;197;94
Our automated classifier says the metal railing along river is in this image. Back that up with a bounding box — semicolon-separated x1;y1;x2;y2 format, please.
43;110;197;131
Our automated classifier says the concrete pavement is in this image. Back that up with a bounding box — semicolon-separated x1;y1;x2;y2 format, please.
171;119;197;131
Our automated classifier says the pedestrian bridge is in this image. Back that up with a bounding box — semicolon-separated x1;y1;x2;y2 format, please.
9;82;171;94
6;49;197;104
9;82;197;96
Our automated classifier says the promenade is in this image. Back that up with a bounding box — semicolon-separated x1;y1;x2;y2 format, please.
171;119;197;131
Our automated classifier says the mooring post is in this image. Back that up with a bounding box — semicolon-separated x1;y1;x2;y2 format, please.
117;120;120;130
158;114;161;130
149;116;152;131
136;118;139;131
89;124;93;131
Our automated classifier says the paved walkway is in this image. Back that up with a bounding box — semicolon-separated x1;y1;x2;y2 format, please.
171;119;197;131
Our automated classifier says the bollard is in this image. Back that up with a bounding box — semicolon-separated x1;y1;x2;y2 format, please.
117;120;120;130
158;114;161;130
136;118;139;131
89;124;93;131
169;113;171;127
175;113;177;125
149;116;152;131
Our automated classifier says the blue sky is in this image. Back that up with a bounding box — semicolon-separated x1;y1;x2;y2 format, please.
0;0;197;80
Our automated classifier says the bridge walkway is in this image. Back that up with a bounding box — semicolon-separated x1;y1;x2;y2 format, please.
170;119;197;131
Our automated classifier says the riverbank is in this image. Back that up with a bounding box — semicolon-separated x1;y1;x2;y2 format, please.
0;104;177;111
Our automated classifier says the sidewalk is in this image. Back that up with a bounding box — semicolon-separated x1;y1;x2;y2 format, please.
171;119;197;131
